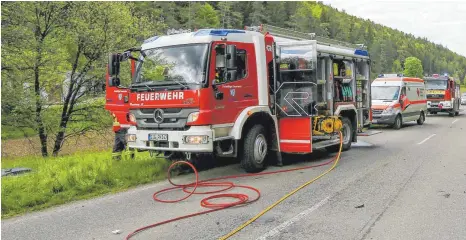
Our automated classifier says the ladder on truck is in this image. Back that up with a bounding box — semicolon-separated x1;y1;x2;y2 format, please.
246;24;368;51
245;24;380;137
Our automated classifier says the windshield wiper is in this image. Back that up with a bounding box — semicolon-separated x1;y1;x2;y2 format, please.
165;76;188;89
142;83;154;91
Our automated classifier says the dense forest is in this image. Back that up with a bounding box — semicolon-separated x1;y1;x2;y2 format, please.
2;1;466;156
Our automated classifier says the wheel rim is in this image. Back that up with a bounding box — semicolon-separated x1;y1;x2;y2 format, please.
253;134;267;164
396;116;401;127
342;122;351;144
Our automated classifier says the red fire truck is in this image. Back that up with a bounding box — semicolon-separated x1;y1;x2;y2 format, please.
424;74;461;117
106;24;372;172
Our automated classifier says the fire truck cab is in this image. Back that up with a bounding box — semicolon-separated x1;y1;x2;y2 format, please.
424;74;461;117
106;25;371;172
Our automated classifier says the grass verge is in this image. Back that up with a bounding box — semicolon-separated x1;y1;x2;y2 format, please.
1;150;170;219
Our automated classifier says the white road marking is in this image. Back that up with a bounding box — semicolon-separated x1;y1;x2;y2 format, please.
452;119;459;124
255;196;330;240
417;134;436;145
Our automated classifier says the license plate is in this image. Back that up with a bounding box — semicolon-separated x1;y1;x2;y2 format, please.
148;133;168;141
372;119;378;124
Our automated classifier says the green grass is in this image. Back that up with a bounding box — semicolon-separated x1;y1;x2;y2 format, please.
1;150;170;218
461;85;466;93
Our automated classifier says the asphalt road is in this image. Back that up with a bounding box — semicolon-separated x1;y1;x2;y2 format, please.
3;107;466;240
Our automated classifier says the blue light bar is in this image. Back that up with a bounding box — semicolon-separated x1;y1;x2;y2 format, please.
354;49;369;56
281;50;311;55
143;36;158;44
195;29;245;37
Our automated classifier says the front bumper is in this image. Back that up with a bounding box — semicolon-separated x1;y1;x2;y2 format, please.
427;100;453;112
126;126;214;152
371;113;397;125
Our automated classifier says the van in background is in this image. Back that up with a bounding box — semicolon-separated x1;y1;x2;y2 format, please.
371;74;427;129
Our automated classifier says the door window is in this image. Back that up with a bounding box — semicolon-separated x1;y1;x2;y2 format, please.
214;46;247;84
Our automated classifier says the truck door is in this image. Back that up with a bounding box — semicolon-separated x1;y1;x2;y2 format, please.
275;41;317;153
208;42;258;125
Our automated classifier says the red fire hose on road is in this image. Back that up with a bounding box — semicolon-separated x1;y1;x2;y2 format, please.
126;132;343;240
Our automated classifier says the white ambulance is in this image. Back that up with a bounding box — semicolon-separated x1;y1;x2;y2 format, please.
371;74;427;129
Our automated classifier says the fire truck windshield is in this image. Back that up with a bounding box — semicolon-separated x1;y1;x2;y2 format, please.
132;44;209;89
425;80;447;90
371;86;400;100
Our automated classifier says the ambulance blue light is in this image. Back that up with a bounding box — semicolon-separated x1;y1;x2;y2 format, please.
195;29;245;36
354;49;369;56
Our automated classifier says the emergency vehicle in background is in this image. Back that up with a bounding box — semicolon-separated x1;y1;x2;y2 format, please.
371;74;427;129
106;24;372;173
423;74;461;117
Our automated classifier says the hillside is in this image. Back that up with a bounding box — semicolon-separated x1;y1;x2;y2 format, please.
140;1;466;81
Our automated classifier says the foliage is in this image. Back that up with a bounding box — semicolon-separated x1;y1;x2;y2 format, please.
403;57;424;78
1;151;170;218
1;2;162;156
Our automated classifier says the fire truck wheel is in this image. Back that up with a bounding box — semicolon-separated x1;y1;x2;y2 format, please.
449;112;455;117
393;114;402;130
326;117;352;153
417;112;425;125
455;110;459;116
241;124;267;173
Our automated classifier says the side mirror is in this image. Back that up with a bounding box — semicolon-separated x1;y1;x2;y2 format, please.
226;45;237;70
108;53;120;76
215;45;226;69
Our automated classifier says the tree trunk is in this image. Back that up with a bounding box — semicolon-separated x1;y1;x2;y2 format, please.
34;42;48;157
52;128;66;156
52;47;82;156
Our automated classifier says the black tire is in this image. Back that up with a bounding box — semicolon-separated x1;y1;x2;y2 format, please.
449;112;455;117
241;124;268;173
432;112;438;115
326;117;352;153
393;114;402;130
417;111;425;125
455;111;459;116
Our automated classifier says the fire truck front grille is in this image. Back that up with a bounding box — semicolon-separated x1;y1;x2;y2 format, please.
427;94;444;99
131;108;199;130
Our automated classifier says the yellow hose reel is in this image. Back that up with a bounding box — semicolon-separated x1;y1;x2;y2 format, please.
312;116;343;135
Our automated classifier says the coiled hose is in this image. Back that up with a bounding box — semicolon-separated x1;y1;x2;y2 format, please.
126;131;343;240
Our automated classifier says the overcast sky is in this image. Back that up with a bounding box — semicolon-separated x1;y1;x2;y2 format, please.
323;0;466;57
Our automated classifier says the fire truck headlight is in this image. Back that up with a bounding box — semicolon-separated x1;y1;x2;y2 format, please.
183;135;209;144
187;112;200;123
126;134;137;142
